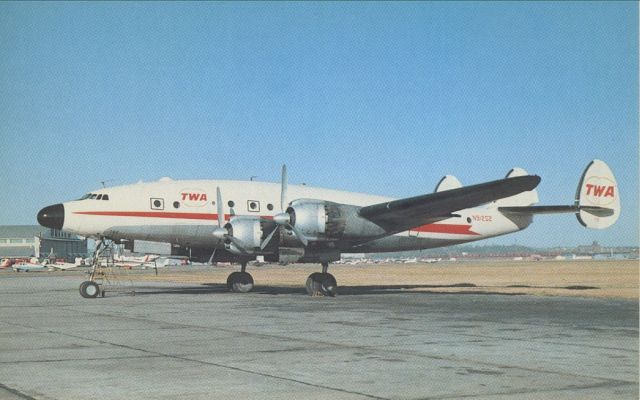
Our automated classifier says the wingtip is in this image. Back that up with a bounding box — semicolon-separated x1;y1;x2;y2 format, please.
508;174;541;190
532;174;541;186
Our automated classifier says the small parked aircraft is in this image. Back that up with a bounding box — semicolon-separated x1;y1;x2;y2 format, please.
12;262;47;272
37;160;620;298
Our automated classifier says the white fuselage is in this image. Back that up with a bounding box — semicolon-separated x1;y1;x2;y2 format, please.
58;178;528;254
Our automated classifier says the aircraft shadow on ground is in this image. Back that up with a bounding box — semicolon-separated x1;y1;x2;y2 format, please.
116;283;529;297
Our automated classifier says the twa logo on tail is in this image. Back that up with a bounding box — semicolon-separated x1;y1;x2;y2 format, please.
583;177;616;206
585;183;614;198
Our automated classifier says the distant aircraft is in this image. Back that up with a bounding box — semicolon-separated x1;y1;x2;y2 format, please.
46;262;83;271
1;258;19;269
12;262;47;272
37;160;620;298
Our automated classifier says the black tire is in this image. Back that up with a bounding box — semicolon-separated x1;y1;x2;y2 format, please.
320;273;338;297
306;272;324;296
306;273;338;297
226;272;254;293
79;281;100;298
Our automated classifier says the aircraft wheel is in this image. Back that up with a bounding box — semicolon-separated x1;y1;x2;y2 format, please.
306;273;337;297
226;272;254;293
79;281;100;298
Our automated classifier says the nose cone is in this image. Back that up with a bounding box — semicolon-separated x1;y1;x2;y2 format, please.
37;204;64;230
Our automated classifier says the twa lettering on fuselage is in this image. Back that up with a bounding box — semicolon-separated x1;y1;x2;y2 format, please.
180;189;208;207
583;177;616;206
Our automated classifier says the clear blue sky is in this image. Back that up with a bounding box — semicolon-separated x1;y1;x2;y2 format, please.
0;2;637;247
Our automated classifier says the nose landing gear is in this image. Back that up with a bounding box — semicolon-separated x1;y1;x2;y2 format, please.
79;280;102;298
79;239;112;299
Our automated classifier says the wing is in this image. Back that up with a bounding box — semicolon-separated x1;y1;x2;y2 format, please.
358;175;541;233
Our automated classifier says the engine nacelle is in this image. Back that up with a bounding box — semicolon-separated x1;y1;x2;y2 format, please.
224;216;276;255
287;199;385;242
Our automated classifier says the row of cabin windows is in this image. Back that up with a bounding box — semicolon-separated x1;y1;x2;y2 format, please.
152;198;275;212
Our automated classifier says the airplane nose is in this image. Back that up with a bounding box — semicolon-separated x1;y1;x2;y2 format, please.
37;204;64;230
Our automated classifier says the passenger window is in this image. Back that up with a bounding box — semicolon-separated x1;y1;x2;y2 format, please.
247;200;260;212
151;198;164;210
97;194;103;200
90;194;97;199
102;194;109;200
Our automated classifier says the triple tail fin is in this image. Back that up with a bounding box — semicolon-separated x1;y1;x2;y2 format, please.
434;175;462;192
498;160;620;229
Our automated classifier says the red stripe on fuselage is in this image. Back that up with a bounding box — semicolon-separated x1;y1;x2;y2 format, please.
74;211;227;220
410;223;479;235
73;211;475;235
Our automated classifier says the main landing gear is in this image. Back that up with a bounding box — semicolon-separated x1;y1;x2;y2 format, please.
306;262;337;297
226;262;254;293
225;261;337;297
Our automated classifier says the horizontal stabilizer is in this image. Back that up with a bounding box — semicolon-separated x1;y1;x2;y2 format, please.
499;205;614;217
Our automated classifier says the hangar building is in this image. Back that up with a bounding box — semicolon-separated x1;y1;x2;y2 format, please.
0;225;88;261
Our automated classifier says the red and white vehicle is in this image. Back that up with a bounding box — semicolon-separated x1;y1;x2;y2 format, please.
1;258;31;269
37;160;620;297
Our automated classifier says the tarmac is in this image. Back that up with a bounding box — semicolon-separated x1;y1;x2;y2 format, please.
0;271;637;400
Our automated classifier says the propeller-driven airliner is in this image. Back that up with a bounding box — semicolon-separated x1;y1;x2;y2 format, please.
37;160;620;298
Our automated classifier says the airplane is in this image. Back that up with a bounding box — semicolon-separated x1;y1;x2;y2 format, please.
45;262;84;271
12;262;47;272
36;159;620;298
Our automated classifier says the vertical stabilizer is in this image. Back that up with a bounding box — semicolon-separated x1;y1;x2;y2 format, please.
576;160;620;229
493;168;539;207
434;175;462;192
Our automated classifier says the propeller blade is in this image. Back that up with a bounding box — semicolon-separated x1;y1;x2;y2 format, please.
259;226;279;250
208;247;217;264
216;187;224;227
226;235;250;254
280;164;288;211
287;224;309;246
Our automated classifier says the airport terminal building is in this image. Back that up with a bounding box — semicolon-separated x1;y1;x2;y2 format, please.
0;225;88;261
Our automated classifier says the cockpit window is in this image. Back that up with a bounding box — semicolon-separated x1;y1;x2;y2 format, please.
78;192;110;200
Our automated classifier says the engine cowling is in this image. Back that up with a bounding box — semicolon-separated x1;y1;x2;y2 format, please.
286;199;385;243
224;216;276;255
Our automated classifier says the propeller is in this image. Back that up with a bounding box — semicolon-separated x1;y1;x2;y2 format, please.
259;165;308;249
212;186;249;254
207;247;217;265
